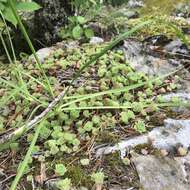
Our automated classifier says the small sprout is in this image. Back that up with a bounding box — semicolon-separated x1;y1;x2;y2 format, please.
132;102;144;113
56;178;71;190
58;113;69;121
122;157;131;165
27;133;34;142
92;115;101;125
26;175;33;182
39;126;51;139
100;80;108;91
169;83;177;90
63;132;76;143
32;146;40;154
134;120;146;133
50;146;59;155
70;109;80;119
55;164;67;176
123;93;133;101
145;88;153;96
10;143;19;152
156;95;166;103
51;129;63;140
60;145;69;152
98;67;106;77
154;78;163;86
80;158;90;166
105;98;120;107
83;110;90;118
84;121;93;132
76;120;83;128
91;172;104;185
120;112;129;124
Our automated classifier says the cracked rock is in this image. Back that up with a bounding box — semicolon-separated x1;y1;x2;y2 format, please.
132;153;190;190
96;119;190;157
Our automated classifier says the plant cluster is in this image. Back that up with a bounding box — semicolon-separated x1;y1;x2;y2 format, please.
0;43;180;159
59;16;94;40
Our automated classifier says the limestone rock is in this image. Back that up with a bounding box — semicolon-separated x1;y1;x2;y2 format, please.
90;37;104;44
96;119;190;157
132;153;190;190
29;47;53;63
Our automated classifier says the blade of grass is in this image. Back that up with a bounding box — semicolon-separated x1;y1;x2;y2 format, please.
59;66;183;111
58;101;190;111
0;10;16;62
9;122;43;190
7;0;54;97
0;77;48;106
0;32;13;64
18;69;47;90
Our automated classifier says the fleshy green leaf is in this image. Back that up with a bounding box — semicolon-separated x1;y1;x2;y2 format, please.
16;2;41;12
55;164;67;176
3;6;17;26
84;28;94;38
72;25;83;39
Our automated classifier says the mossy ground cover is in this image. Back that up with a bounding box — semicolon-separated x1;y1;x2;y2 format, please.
0;42;185;189
141;0;189;15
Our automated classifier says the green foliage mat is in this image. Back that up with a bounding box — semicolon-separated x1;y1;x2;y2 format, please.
0;43;182;189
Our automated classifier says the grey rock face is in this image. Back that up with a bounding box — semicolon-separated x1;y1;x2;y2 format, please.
29;47;54;63
90;37;104;44
127;0;144;8
174;3;190;18
150;119;190;151
123;38;189;76
123;40;179;76
164;39;189;56
132;153;190;190
162;93;190;102
96;119;190;157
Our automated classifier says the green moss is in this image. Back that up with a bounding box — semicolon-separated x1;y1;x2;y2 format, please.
67;165;92;187
128;14;190;39
141;0;189;16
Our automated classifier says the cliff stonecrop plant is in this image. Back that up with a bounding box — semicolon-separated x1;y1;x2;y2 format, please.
59;15;94;40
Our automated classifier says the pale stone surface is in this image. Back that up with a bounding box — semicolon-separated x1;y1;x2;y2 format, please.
162;93;190;103
96;119;190;157
29;47;53;63
132;153;190;190
90;37;104;44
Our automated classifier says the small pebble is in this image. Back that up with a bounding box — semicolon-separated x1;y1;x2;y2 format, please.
177;147;188;156
158;88;166;94
141;149;149;155
166;86;172;92
160;149;169;157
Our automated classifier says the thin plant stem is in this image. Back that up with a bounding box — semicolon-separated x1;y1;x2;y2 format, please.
7;0;54;97
0;10;16;62
0;32;13;63
10;123;43;190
